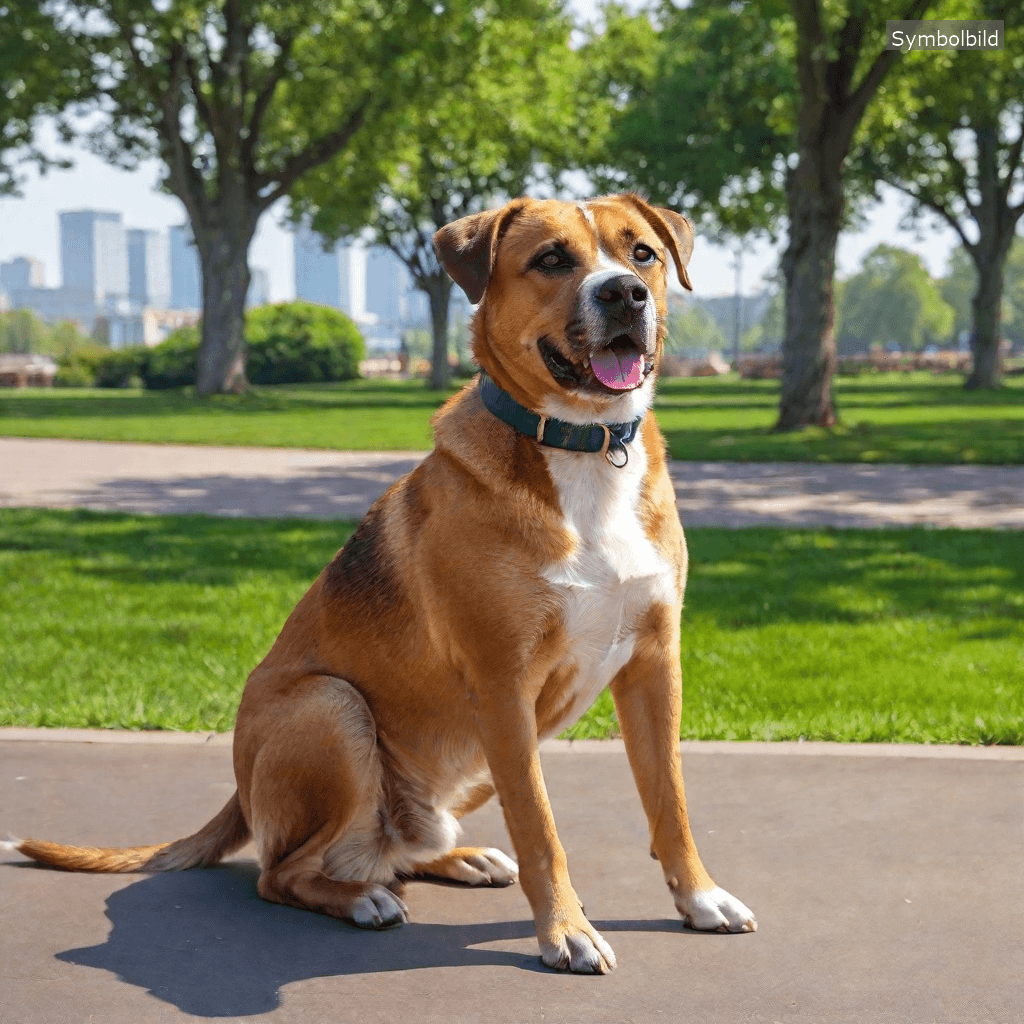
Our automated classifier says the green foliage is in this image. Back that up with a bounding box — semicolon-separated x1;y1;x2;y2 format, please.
0;309;47;354
0;311;91;360
93;347;148;389
142;327;199;390
940;246;977;345
595;0;794;237
1005;238;1024;345
246;303;364;385
837;244;955;352
861;3;1024;371
664;301;727;354
941;237;1024;347
291;1;582;387
0;0;97;193
52;363;96;388
2;510;1020;743
742;286;785;352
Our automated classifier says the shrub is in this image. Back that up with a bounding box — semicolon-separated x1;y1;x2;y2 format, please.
246;302;364;385
53;363;96;388
93;347;148;388
143;327;198;390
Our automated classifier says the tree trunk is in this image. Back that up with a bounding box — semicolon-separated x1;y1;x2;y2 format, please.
196;227;254;396
426;275;453;390
776;156;841;429
965;247;1008;390
964;126;1016;391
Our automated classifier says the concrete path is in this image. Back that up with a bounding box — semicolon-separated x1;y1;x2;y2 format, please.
2;732;1022;1023
3;436;1024;527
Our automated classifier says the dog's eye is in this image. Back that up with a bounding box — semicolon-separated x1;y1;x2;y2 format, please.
532;249;573;272
633;245;656;264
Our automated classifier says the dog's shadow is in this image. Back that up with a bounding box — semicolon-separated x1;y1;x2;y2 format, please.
56;861;681;1018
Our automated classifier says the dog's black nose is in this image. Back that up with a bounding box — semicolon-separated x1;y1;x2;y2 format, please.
594;273;648;313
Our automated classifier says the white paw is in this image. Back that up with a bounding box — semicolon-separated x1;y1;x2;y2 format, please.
450;848;519;887
349;885;410;929
675;885;756;933
541;928;617;974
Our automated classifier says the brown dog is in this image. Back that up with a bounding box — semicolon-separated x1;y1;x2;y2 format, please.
9;194;755;973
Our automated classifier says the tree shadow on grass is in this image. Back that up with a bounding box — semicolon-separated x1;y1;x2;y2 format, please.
56;863;681;1018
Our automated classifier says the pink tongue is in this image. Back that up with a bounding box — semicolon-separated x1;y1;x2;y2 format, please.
591;347;643;390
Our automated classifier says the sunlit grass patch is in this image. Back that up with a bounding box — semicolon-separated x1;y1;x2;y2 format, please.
1;372;1022;464
2;510;1020;743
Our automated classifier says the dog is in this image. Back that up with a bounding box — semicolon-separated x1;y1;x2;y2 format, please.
8;194;756;973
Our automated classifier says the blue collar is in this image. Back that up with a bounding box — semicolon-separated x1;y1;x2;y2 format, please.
478;372;643;468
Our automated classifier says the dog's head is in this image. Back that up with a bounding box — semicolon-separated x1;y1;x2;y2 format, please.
434;194;693;423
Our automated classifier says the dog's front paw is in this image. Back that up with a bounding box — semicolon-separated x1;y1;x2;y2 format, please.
349;885;410;930
409;846;518;887
540;916;617;974
449;847;519;886
675;885;756;933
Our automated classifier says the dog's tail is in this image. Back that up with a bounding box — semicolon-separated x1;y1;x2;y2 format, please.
4;791;249;873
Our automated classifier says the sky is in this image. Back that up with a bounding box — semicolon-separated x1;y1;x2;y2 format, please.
0;2;961;303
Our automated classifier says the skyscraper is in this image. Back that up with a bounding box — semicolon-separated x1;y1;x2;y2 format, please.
0;256;45;291
59;210;127;302
127;229;171;308
169;225;202;310
293;226;356;314
365;247;408;327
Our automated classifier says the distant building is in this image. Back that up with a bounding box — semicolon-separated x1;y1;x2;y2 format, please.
365;247;407;327
169;225;202;310
59;210;127;302
0;256;45;291
294;226;359;316
247;267;270;308
127;229;171;309
293;227;462;349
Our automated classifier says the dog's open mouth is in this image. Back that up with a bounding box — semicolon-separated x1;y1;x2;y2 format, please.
539;336;652;393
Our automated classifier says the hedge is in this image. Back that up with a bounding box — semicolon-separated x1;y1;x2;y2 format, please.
59;303;365;390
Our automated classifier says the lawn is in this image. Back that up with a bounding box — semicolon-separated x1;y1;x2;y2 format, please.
1;372;1023;463
2;509;1020;744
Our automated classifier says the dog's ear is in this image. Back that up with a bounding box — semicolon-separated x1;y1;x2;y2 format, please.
433;203;523;304
618;195;695;292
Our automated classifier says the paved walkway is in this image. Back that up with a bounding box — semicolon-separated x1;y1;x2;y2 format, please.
3;437;1024;527
2;732;1021;1023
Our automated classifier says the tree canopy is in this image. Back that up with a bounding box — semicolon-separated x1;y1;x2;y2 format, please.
291;0;583;388
50;0;492;394
0;0;97;194
836;244;954;352
861;2;1024;386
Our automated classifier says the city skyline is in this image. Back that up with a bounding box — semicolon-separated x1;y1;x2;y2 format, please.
0;120;963;310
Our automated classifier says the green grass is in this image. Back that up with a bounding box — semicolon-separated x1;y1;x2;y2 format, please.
2;509;1020;743
1;372;1022;463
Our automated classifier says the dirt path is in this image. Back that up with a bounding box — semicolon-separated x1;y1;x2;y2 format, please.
2;437;1023;528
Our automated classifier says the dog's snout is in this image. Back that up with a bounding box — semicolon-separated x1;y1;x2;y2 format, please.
594;274;648;313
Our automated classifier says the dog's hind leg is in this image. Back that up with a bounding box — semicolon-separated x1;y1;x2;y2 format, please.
238;675;409;929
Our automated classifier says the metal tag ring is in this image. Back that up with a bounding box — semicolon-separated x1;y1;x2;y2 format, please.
606;444;628;468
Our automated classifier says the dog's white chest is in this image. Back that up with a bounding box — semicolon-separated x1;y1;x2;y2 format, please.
540;444;676;736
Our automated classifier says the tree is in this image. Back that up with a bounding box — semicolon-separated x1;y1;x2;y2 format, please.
939;245;978;345
663;301;728;355
0;0;97;194
1004;237;1024;346
598;0;933;429
836;244;954;352
61;0;478;395
291;1;580;389
0;309;47;353
864;4;1024;387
